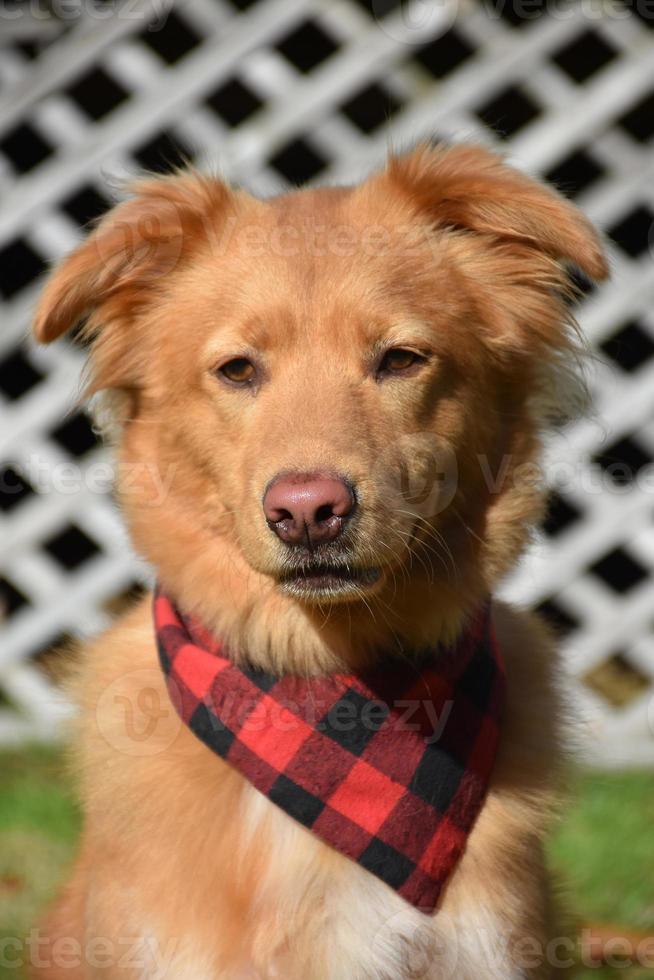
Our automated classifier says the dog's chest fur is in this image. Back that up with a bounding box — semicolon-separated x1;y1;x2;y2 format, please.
186;786;526;980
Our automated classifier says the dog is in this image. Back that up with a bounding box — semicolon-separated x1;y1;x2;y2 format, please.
31;142;607;979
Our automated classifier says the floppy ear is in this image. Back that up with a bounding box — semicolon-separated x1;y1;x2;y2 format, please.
386;142;608;283
33;172;229;391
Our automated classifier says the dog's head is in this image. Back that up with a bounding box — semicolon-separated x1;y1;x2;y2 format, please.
34;145;607;634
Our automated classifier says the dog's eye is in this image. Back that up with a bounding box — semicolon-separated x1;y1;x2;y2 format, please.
217;357;256;385
377;348;423;377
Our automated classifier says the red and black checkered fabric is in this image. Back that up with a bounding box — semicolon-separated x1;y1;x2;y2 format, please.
154;591;505;913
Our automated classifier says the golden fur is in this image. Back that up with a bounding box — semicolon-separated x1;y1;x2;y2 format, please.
31;143;607;979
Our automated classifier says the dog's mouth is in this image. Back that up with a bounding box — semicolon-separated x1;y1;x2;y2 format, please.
277;561;382;599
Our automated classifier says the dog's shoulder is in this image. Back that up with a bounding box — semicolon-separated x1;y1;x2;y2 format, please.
493;598;567;775
462;599;566;887
69;592;156;712
67;594;190;802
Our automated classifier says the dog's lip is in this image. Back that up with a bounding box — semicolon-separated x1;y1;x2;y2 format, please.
278;562;382;592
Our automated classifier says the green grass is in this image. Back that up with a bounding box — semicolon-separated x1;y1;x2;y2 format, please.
548;771;654;979
549;772;654;930
0;749;652;978
0;746;80;978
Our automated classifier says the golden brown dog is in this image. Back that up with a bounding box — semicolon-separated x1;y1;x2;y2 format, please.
31;143;607;979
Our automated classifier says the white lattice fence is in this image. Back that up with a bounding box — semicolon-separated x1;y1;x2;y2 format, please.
0;0;653;763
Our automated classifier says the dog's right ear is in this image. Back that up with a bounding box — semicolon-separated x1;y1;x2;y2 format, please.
34;173;229;334
385;143;608;283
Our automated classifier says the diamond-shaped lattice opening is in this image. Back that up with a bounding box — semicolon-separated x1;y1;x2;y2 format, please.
276;19;338;73
102;581;146;618
0;238;47;300
608;206;653;259
0;466;35;512
133;131;192;174
552;29;617;83
139;11;202;64
593;435;651;486
0;576;29;617
0;349;44;400
566;268;598;307
590;547;648;594
476;85;540;139
341;83;402;134
494;0;568;27
206;78;263;127
634;6;654;28
600;320;654;373
14;41;40;59
619;90;654;143
545;148;605;199
536;598;580;637
542;491;583;537
61;184;110;228
413;28;474;78
44;524;101;571
66;66;129;121
349;0;402;17
0;121;53;174
269;138;327;184
51;412;99;458
583;652;650;708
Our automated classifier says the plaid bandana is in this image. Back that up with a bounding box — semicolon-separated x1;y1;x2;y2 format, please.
154;591;505;913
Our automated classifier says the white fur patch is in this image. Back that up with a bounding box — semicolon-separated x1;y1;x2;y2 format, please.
237;786;528;979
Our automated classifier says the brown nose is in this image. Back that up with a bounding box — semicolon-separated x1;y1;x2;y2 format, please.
263;473;355;547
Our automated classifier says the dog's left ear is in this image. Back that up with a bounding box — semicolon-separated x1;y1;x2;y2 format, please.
33;171;231;395
34;172;230;346
385;143;608;283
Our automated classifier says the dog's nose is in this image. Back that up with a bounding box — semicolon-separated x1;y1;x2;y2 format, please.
263;473;355;547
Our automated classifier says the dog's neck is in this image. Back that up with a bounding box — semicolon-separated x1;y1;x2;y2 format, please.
156;535;486;676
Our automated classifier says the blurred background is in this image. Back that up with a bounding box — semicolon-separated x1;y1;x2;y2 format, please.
0;0;653;975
